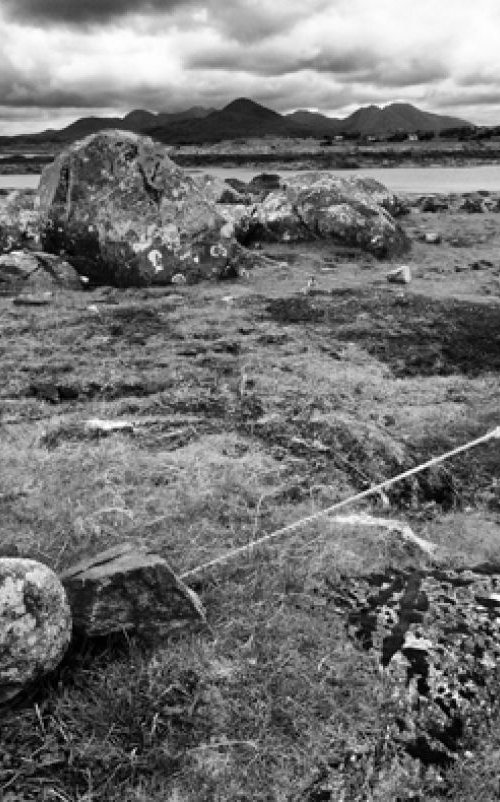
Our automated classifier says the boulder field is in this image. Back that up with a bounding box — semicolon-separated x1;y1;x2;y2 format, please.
0;130;410;288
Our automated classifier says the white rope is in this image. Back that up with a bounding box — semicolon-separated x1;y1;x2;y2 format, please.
180;426;500;581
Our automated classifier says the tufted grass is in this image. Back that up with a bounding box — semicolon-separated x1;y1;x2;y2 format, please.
0;235;499;799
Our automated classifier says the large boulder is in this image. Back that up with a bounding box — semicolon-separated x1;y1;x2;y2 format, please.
0;190;38;254
60;543;206;637
233;172;410;257
37;130;239;287
0;250;82;293
0;558;72;704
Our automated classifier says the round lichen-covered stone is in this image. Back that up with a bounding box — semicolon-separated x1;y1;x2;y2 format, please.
0;558;72;703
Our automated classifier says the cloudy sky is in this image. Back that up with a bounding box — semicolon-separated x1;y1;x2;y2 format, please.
1;0;500;134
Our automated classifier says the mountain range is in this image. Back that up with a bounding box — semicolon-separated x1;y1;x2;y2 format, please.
0;99;471;146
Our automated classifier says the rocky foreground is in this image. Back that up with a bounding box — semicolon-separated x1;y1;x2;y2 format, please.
0;132;499;801
1;129;409;293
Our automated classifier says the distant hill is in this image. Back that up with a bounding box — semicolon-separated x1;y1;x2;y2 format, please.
0;106;215;146
0;99;472;147
339;103;469;135
147;98;293;144
285;110;342;135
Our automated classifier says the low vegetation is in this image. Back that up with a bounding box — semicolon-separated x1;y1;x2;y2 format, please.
0;216;499;799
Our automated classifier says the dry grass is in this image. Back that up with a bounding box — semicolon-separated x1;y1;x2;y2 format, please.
1;228;499;799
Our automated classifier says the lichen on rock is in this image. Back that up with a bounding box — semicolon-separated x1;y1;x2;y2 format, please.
231;171;410;257
37;130;240;287
0;558;72;704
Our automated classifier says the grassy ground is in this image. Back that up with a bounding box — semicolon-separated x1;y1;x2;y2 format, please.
0;205;499;800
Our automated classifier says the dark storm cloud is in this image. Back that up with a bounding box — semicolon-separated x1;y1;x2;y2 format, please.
457;71;500;88
4;0;331;45
188;44;446;88
359;59;448;88
0;85;90;108
2;0;500;132
439;90;500;108
187;46;377;79
2;0;192;25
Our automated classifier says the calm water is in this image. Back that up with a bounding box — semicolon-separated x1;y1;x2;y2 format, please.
0;174;39;190
3;165;500;194
190;165;500;194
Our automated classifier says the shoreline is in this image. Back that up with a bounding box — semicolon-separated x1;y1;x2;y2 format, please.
2;139;500;176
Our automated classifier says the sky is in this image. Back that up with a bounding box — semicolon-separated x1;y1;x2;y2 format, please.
1;0;500;134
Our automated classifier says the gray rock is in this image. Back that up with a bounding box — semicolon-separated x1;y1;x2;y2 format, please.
0;250;82;292
460;195;485;213
423;231;442;244
0;558;72;704
234;172;409;258
37;130;239;287
0;190;38;254
386;264;412;284
419;195;449;213
60;543;206;637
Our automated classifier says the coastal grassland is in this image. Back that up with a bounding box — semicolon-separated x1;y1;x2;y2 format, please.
0;221;499;800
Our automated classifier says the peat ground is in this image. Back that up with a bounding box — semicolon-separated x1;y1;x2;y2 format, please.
0;204;499;800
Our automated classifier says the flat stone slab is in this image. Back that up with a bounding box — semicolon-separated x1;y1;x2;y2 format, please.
60;543;205;637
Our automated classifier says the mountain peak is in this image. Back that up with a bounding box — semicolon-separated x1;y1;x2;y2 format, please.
1;97;473;145
221;98;281;119
223;97;264;111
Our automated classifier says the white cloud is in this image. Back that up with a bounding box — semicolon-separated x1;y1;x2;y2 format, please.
1;0;500;133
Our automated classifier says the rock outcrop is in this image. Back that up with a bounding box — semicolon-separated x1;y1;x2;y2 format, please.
232;172;410;257
0;190;38;254
0;558;72;704
37;130;239;287
0;250;82;293
60;543;206;637
307;542;500;766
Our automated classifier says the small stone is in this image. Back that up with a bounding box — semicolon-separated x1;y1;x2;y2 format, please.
476;593;500;610
387;265;412;284
13;293;52;306
0;558;72;704
84;419;135;436
424;232;442;244
60;543;205;637
402;632;433;652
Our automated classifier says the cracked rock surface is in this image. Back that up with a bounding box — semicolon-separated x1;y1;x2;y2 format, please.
233;172;410;257
37;130;239;287
0;249;82;293
60;543;206;637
